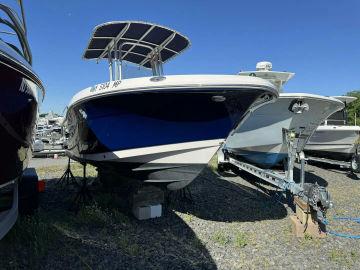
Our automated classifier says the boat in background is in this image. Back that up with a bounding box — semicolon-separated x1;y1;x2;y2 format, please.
65;21;278;190
304;96;360;162
222;62;344;168
0;1;44;239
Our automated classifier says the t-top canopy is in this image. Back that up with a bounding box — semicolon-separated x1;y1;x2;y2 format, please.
83;21;190;68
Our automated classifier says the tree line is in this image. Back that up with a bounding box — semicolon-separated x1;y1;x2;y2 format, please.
345;91;360;125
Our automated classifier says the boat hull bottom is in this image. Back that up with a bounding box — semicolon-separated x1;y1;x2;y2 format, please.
68;139;223;191
304;149;356;162
94;162;204;191
227;148;287;169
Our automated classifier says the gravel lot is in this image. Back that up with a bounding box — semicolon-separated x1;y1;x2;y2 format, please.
0;156;359;269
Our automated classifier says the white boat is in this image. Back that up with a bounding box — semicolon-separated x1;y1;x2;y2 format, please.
65;21;279;190
222;62;344;168
304;96;360;161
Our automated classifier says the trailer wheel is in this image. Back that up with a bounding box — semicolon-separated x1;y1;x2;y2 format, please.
19;168;39;215
350;155;360;173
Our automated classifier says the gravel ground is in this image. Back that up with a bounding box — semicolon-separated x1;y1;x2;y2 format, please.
0;157;359;269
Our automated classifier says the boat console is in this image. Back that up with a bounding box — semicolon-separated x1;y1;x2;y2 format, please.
238;61;294;92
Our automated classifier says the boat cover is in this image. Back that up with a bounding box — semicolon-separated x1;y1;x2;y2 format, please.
83;21;190;68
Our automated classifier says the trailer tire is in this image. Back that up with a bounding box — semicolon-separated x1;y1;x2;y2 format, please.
19;168;39;215
350;155;360;173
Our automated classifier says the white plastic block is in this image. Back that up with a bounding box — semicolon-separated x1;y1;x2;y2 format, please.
132;204;162;220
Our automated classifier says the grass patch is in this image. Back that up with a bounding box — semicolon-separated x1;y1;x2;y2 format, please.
212;231;230;246
77;203;111;227
299;232;321;248
329;249;359;267
35;161;97;179
207;153;218;172
36;164;65;178
211;230;249;248
116;234;140;256
329;249;346;263
304;233;313;241
112;208;131;226
70;163;97;178
92;193;131;226
234;231;248;248
76;200;131;229
182;212;194;223
0;211;58;267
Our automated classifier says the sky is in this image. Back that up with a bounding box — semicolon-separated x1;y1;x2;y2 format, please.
15;0;360;113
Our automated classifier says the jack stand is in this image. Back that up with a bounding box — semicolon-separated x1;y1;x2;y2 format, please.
290;196;326;238
57;158;77;186
299;152;306;187
73;163;92;206
283;128;297;181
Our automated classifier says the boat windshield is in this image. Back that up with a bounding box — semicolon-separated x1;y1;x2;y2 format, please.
326;109;347;125
0;0;31;63
121;62;152;79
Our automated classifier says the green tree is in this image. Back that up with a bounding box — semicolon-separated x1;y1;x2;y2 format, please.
345;91;360;125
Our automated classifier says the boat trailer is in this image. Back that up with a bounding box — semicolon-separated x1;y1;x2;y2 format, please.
305;155;360;173
218;129;332;237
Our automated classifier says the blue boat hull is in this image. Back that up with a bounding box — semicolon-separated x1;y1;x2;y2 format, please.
66;87;267;188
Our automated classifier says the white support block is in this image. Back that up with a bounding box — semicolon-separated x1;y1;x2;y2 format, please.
132;204;162;220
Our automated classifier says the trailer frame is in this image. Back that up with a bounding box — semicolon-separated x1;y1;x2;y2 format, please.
218;128;332;221
305;155;360;173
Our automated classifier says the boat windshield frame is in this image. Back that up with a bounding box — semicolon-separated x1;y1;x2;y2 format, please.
324;96;357;126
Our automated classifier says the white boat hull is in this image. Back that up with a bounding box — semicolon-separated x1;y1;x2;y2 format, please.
304;126;360;161
73;139;223;190
224;93;344;168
